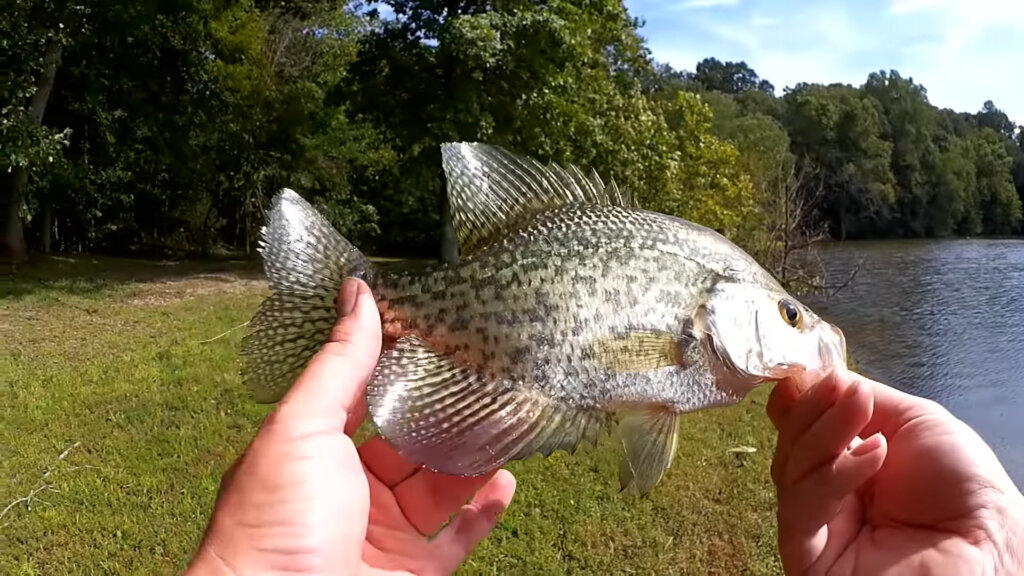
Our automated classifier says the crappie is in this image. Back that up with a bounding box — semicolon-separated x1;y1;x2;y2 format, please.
241;142;847;494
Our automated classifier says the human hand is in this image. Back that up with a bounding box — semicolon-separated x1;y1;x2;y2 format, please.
767;366;1024;575
186;278;516;576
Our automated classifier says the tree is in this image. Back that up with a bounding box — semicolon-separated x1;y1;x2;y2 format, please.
0;0;82;262
782;83;896;239
347;1;759;256
861;70;941;237
693;57;774;95
4;0;385;258
965;129;1022;235
976;100;1017;140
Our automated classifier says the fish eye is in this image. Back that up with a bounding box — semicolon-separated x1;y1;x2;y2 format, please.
778;299;803;329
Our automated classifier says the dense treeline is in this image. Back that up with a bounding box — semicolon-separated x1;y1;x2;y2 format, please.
3;0;1022;268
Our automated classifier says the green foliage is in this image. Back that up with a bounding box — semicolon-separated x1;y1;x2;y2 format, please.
782;82;897;239
649;91;759;242
691;57;774;95
345;0;758;255
1;1;1021;262
965;129;1023;235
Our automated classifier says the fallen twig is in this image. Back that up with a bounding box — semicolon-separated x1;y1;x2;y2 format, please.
1;442;82;524
825;258;863;298
0;485;57;522
197;321;250;344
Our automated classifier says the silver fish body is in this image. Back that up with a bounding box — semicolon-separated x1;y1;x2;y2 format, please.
241;142;848;493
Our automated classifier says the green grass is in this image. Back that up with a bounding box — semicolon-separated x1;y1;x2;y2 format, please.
1;256;783;575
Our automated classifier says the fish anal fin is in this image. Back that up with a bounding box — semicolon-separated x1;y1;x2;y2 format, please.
617;406;681;494
592;330;692;373
440;143;638;256
367;335;607;476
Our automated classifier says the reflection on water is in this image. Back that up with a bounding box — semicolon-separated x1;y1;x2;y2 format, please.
802;239;1024;487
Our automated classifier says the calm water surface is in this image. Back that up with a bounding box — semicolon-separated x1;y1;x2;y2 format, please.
802;239;1024;487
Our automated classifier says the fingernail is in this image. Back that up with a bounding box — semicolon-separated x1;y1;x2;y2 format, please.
843;379;861;400
850;433;883;457
338;278;359;316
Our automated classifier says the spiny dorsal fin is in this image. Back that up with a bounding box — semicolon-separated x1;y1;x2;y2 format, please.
366;335;607;476
440;142;638;257
618;407;680;494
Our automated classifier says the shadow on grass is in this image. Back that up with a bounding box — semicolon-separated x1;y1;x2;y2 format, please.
0;254;266;302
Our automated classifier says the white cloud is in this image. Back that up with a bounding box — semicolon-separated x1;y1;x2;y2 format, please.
749;14;779;28
891;0;946;14
900;0;1024;120
690;3;873;93
638;0;1024;123
678;0;740;9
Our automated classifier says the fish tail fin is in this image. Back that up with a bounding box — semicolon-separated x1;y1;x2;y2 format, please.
368;335;608;476
241;188;375;403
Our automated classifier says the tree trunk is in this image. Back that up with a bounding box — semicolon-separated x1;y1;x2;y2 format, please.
42;201;52;253
2;169;28;263
440;190;459;265
0;37;62;263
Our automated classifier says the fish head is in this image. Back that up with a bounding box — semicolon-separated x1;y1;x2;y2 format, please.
696;282;848;393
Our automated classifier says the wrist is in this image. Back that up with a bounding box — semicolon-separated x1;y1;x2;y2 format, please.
184;544;238;576
1011;495;1024;574
995;489;1024;575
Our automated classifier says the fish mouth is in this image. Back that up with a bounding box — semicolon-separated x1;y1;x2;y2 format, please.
823;323;848;368
727;320;848;386
763;321;848;382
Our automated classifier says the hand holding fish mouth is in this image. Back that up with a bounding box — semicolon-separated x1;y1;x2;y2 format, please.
767;367;1024;576
187;278;516;576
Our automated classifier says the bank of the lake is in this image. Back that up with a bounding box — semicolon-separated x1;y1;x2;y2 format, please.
0;256;783;575
805;237;1024;487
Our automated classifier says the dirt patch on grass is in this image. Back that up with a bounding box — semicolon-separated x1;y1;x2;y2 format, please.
126;273;268;306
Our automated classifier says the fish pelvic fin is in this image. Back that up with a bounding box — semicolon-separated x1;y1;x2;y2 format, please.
240;188;373;403
440;142;639;257
617;406;680;495
367;335;607;476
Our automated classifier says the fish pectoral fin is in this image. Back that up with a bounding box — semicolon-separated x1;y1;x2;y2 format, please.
367;335;607;476
617;406;680;494
592;330;693;373
440;142;638;256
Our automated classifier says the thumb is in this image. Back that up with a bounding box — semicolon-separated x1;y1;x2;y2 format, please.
276;277;382;435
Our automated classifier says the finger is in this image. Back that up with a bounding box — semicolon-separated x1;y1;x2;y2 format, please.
852;370;945;440
433;470;516;574
771;372;850;486
777;433;887;572
784;378;874;485
276;278;382;435
393;468;502;536
767;377;805;429
358;436;421;488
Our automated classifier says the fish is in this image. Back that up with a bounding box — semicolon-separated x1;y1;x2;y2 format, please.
239;142;848;494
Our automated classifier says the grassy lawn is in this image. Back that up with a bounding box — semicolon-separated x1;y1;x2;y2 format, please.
1;256;783;575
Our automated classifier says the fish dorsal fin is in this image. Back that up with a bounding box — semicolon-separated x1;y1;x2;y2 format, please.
440;142;638;256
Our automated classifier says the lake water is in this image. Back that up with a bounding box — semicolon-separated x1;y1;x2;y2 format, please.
801;238;1024;487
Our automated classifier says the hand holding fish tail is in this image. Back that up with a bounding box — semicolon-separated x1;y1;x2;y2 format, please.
187;278;516;576
768;367;1024;576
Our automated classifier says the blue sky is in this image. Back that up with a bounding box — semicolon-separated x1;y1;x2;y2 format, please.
624;0;1024;124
